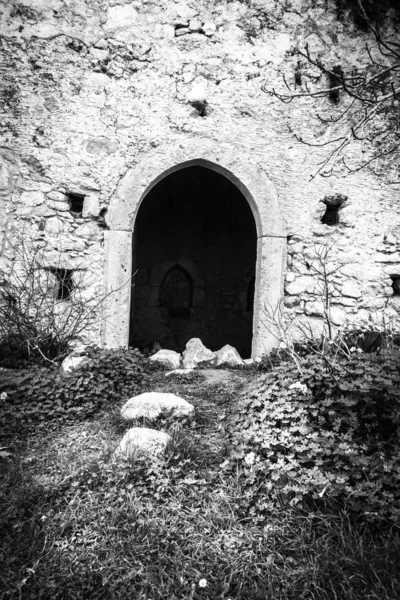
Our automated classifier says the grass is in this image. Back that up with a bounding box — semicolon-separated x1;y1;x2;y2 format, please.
0;367;399;599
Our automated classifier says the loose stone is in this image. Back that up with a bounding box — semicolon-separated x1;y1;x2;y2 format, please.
182;338;215;369
121;392;195;421
116;427;171;458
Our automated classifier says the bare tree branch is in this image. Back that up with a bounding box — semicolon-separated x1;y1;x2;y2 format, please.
263;2;400;183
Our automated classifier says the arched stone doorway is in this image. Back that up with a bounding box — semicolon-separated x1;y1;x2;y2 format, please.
103;139;286;359
131;166;257;357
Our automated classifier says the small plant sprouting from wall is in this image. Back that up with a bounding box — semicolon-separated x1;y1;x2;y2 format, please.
321;193;347;225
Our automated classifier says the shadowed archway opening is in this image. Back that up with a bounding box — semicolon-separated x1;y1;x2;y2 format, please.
130;166;257;357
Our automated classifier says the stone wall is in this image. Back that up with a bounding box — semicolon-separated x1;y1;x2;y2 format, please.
1;0;399;356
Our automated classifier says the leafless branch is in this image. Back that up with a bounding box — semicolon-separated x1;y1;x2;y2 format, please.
263;2;400;182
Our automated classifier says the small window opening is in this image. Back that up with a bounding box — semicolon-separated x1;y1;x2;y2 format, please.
328;65;343;103
321;205;340;226
67;192;85;215
294;61;302;87
321;193;347;226
190;100;208;117
390;275;400;296
50;268;74;300
247;276;255;312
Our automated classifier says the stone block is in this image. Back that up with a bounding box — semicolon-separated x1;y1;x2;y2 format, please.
20;190;45;205
202;22;217;36
285;275;317;295
304;301;324;316
341;281;361;298
75;222;100;240
189;19;202;32
339;263;362;278
84;136;118;156
82;195;101;218
330;306;346;326
334;297;356;307
45;216;64;234
175;27;190;36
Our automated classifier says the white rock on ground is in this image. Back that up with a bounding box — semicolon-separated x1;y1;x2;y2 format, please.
61;355;89;373
121;392;195;421
150;349;181;370
214;344;244;367
117;427;171;458
182;338;215;369
165;368;194;377
243;358;255;366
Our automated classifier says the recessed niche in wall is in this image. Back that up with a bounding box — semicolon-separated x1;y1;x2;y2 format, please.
321;194;347;226
390;274;400;296
48;268;74;300
67;192;85;215
190;100;208;117
160;265;193;317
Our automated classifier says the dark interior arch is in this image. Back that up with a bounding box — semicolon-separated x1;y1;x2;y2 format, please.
130;166;257;357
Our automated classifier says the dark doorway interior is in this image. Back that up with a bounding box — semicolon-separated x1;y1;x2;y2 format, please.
130;166;257;357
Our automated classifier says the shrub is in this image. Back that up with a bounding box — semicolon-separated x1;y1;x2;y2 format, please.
0;230;133;365
0;347;160;436
226;348;400;525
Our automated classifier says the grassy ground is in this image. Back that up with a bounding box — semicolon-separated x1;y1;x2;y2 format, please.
0;367;399;599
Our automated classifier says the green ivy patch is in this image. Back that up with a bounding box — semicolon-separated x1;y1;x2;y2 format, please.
0;347;162;437
226;349;400;525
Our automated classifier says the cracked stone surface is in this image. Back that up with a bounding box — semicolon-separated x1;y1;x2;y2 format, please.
0;0;399;348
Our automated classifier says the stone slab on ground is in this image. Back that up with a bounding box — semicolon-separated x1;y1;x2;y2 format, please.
182;338;215;369
121;391;194;421
214;344;244;367
165;368;194;376
116;427;171;458
150;349;181;370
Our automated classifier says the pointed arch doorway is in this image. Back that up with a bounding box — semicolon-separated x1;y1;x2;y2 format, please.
131;165;257;357
103;140;286;359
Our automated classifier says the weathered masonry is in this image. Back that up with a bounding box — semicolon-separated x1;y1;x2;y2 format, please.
103;141;286;357
1;0;399;359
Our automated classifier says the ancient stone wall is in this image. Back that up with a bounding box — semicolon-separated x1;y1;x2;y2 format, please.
1;0;399;355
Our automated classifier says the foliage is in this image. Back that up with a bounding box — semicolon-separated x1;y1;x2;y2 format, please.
0;369;399;600
226;348;400;525
0;348;160;437
0;230;132;365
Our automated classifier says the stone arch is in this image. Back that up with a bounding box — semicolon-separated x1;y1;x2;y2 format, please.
103;138;286;358
146;257;202;309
